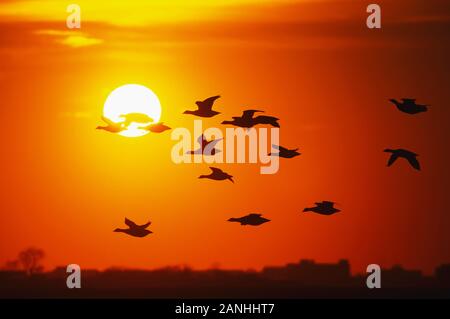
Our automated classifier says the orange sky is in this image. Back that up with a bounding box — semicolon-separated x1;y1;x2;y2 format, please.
0;0;450;275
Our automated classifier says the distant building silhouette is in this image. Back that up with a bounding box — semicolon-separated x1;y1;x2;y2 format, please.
435;264;450;286
1;259;449;298
263;259;351;286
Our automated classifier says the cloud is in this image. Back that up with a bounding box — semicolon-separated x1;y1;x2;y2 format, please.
35;29;103;48
60;111;92;119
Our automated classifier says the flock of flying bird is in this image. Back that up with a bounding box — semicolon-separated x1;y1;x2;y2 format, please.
96;95;429;237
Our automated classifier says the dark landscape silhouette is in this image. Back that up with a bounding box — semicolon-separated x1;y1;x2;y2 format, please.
1;259;449;299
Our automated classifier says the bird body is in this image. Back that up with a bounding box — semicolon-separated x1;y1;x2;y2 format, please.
269;145;300;158
303;201;340;215
228;213;270;226
114;218;153;237
389;99;428;114
384;148;421;170
183;95;221;117
142;122;171;133
199;167;234;183
187;134;222;155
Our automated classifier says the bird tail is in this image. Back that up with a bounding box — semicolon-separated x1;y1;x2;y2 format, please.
228;177;234;183
302;208;312;212
270;120;280;128
228;218;238;222
114;228;125;233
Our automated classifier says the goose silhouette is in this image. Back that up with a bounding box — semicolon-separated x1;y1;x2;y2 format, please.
389;99;428;115
384;148;421;171
187;134;222;155
183;95;221;118
228;213;270;226
142;122;171;133
96;116;126;133
269;145;300;158
303;201;340;215
199;167;234;183
114;218;153;237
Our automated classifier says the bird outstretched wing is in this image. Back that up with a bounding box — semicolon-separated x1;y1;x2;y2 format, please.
242;110;263;119
209;167;223;174
271;144;280;150
125;218;138;228
275;145;289;152
206;138;223;149
196;95;220;111
406;156;421;170
197;134;207;146
102;116;118;126
140;221;152;229
387;154;399;167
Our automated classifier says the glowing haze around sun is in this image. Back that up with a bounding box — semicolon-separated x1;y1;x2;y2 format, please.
103;84;162;137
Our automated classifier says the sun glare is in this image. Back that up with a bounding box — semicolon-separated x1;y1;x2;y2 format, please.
103;84;162;137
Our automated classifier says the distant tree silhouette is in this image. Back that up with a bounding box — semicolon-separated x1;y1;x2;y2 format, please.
17;247;45;275
2;260;20;271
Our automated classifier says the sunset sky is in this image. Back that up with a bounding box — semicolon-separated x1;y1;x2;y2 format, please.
0;0;449;275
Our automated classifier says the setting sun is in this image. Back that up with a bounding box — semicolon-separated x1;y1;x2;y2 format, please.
103;84;161;137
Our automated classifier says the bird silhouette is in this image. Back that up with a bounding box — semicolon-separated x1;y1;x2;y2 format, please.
228;213;270;226
384;148;421;170
96;116;126;133
199;167;234;183
389;99;428;115
222;110;279;128
114;218;152;237
119;113;154;126
269;145;300;158
303;201;340;215
183;95;221;117
141;122;171;133
187;134;222;155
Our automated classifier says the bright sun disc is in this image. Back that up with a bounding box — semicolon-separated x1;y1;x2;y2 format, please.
103;84;162;137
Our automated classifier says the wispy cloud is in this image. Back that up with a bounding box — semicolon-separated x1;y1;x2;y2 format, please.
35;29;103;48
